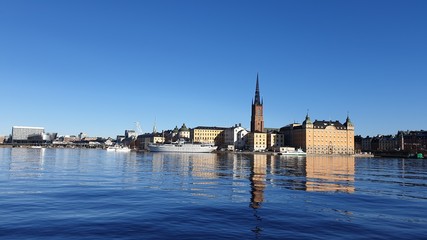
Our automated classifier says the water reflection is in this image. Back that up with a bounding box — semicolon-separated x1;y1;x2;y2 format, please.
305;155;355;193
8;148;47;179
249;154;267;209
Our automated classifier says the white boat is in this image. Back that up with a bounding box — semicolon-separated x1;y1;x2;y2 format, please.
148;140;217;153
106;145;131;152
278;148;307;156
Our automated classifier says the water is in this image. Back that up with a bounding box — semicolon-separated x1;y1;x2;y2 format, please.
0;148;426;239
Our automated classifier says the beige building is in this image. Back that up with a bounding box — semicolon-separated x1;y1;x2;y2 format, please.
190;126;226;146
267;132;285;151
281;114;355;155
246;132;267;151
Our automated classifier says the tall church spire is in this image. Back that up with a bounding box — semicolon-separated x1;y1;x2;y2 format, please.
251;73;264;132
254;73;261;105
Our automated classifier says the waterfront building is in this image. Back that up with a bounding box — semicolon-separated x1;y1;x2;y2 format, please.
246;132;267;151
172;126;179;139
361;136;372;152
267;132;285;151
137;133;165;150
280;114;355;155
354;135;363;153
11;126;44;143
178;123;190;140
116;135;125;144
250;74;264;133
399;130;427;152
125;130;137;139
224;124;248;150
378;135;399;151
78;132;87;140
191;126;226;145
60;135;79;143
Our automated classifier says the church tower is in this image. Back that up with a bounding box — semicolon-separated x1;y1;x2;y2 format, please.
250;74;264;132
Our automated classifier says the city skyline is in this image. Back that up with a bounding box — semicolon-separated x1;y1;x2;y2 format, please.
1;1;426;138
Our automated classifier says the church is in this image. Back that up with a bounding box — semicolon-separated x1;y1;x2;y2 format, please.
246;73;355;154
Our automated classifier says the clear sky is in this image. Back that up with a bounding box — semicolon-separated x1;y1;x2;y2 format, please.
1;0;426;138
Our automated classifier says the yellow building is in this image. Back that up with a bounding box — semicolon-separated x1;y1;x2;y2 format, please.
246;132;267;151
190;126;226;145
281;114;355;155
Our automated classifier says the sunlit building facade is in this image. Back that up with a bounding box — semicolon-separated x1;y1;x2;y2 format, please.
281;114;355;155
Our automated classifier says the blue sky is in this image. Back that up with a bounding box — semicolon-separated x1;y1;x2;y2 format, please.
0;0;426;138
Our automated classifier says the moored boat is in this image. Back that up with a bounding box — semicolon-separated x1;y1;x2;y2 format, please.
278;148;306;156
106;145;131;152
148;140;216;153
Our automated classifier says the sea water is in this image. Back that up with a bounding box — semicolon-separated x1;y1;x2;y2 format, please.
0;148;426;239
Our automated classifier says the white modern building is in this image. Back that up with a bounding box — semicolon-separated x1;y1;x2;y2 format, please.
12;126;44;143
224;124;248;150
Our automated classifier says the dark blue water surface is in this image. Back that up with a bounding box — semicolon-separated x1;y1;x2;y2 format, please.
0;148;426;239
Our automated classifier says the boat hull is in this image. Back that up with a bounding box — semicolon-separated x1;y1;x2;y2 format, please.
148;144;216;153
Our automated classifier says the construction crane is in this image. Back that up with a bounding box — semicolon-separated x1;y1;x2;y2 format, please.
135;121;143;135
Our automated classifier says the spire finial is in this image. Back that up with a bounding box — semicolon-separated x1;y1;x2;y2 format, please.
254;73;261;105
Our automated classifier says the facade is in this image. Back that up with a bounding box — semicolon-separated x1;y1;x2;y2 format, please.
178;123;190;140
361;136;373;152
280;114;355;155
246;132;267;151
267;132;285;151
12;126;44;143
191;126;226;145
125;130;137;139
378;135;399;151
137;133;165;150
250;74;264;133
400;130;427;152
224;124;248;150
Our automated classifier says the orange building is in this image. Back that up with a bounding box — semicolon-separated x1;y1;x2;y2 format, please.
281;114;355;155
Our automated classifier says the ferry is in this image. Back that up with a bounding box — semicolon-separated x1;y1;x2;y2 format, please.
278;148;307;156
148;140;217;153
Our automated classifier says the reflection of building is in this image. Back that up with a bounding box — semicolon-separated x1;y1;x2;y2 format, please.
281;114;355;155
151;153;218;179
305;156;355;193
249;154;267;209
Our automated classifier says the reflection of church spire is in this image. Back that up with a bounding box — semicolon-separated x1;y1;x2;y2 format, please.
249;155;267;239
249;155;266;209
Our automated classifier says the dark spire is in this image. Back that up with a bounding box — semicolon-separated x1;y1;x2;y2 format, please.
254;73;261;105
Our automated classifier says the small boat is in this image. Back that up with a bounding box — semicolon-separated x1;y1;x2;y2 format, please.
278;148;306;156
106;145;131;152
